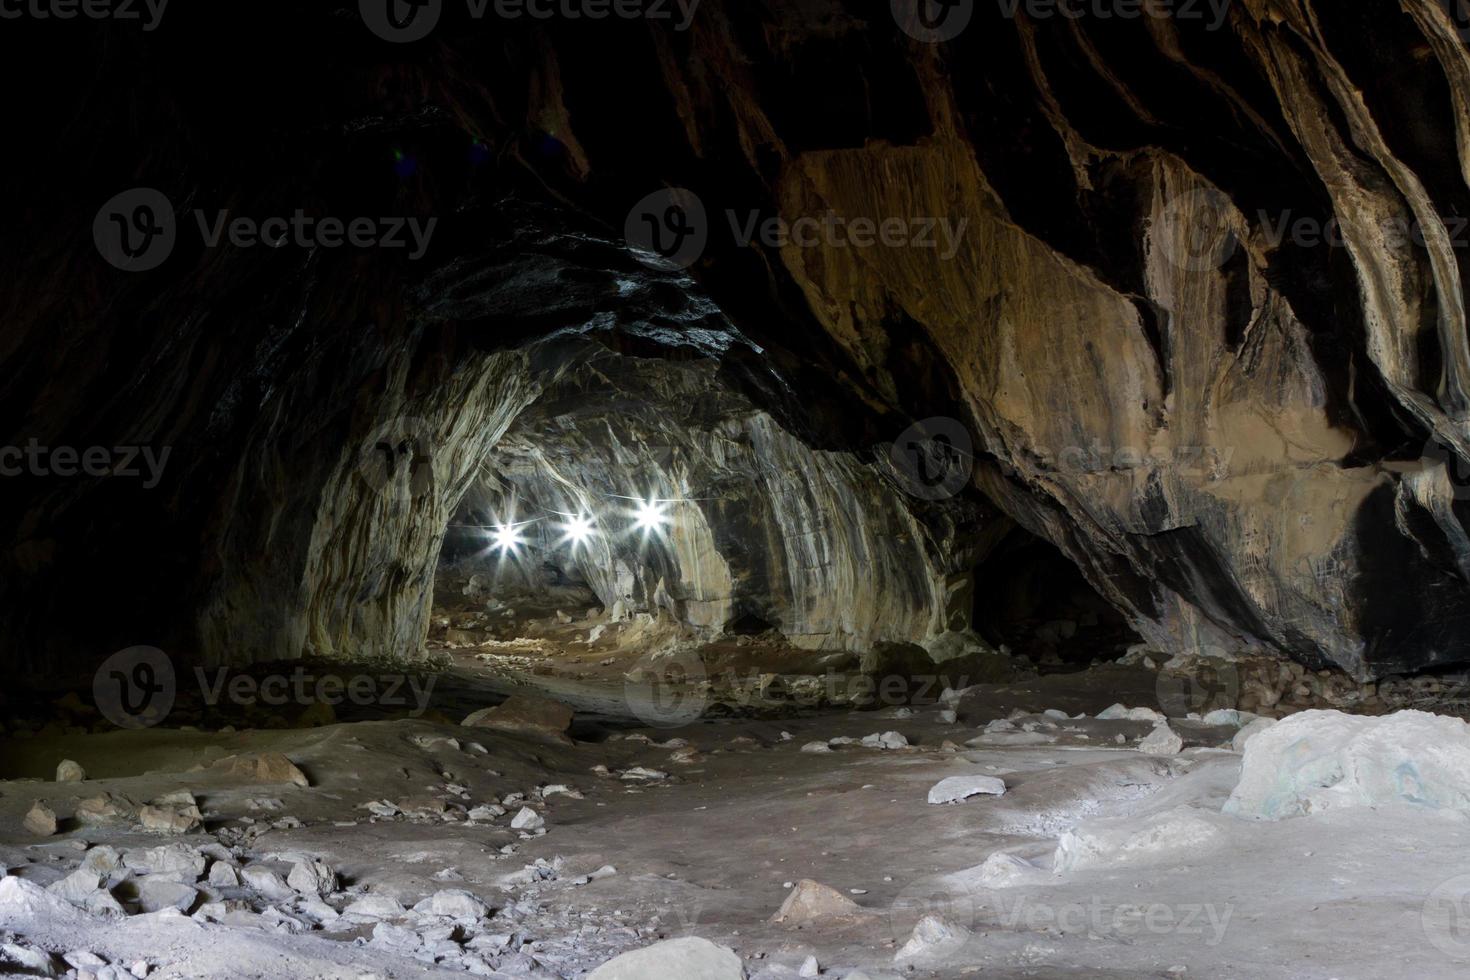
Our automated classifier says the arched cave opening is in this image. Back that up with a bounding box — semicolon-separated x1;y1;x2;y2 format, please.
971;527;1142;669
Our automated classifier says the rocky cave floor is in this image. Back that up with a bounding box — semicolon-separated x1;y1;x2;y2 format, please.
4;606;1470;978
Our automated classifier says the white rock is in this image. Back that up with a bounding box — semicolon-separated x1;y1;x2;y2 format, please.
123;843;205;877
1231;716;1276;752
0;876;93;928
510;807;545;831
137;878;197;913
620;767;669;781
240;866;295;901
81;845;122;875
0;943;54;975
799;741;832;754
56;759;86;782
207;862;239;887
48;869;104;905
412;889;490;921
860;731;908;750
1042;709;1069;720
927;775;1006;805
1098;703;1166;723
984;718;1016;733
586;936;745;979
799;954;820;977
937;709;957;724
287;859;337;897
1138;722;1184;755
894;913;971;965
971;851;1041;888
1202;708;1254;727
1225;709;1470;819
345;894;406;919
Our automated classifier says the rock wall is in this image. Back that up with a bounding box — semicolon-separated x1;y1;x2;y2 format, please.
459;344;977;651
8;1;1470;681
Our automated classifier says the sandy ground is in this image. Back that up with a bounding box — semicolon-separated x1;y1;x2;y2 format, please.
4;647;1470;978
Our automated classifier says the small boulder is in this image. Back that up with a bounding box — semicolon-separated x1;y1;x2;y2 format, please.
895;913;971;965
210;752;309;788
462;695;574;743
1138;722;1184;756
56;760;86;783
770;879;863;926
927;774;1006;805
240;866;295;902
510;807;545;831
207;862;239;887
287;859;337;898
587;937;745;980
859;731;909;750
23;801;56;837
412;889;490;921
137;879;196;914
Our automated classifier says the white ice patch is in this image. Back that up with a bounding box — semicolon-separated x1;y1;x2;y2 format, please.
1224;709;1470;820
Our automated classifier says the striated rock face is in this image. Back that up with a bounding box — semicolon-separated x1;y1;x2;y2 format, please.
457;341;981;651
7;1;1470;681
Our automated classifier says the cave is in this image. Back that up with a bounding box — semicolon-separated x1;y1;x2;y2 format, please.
6;1;1470;977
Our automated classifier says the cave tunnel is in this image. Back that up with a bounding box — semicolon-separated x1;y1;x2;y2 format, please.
6;1;1470;976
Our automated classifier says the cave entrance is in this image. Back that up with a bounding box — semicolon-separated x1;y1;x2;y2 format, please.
971;526;1140;669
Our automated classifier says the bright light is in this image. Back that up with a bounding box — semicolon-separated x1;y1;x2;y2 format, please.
559;512;596;549
633;498;667;533
491;523;523;555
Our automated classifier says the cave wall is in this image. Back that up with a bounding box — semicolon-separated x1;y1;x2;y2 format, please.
8;0;1470;682
459;345;979;651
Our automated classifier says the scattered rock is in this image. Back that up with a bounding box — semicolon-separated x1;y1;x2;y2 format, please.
620;767;669;781
23;801;56;837
124;843;206;876
344;894;406;919
510;807;545;831
770;879;863;925
859;731;908;750
587;936;745;979
81;845;123;875
240;866;295;902
894;914;971;965
799;741;832;754
462;694;575;743
138;795;202;835
207;862;239;887
1232;717;1277;753
47;869;104;905
56;760;86;783
138;878;197;914
1138;723;1184;756
412;889;490;921
210;752;310;788
799;954;820;977
287;859;337;897
927;775;1007;804
1097;703;1167;723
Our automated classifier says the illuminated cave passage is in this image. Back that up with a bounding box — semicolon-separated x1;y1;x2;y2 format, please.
10;2;1470;977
